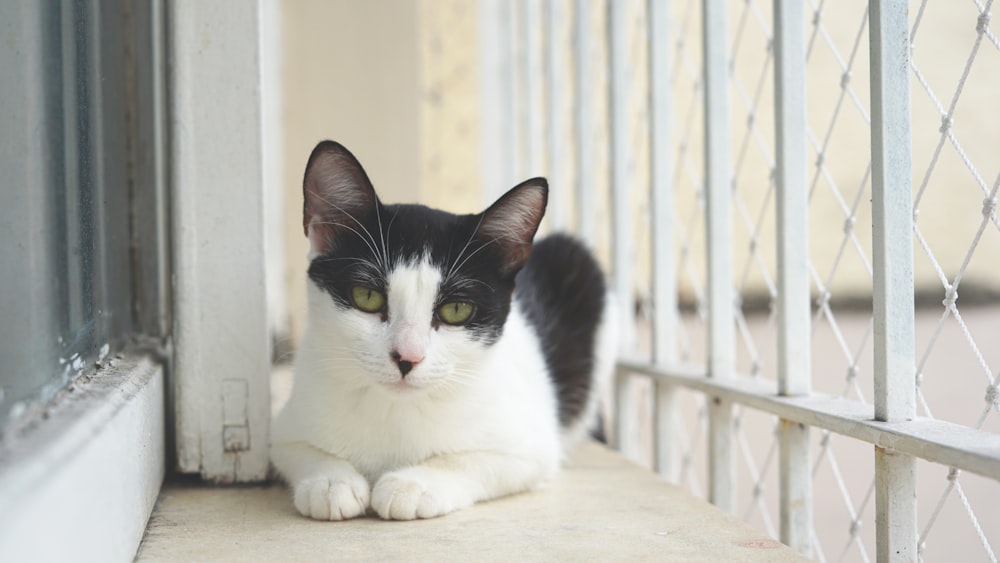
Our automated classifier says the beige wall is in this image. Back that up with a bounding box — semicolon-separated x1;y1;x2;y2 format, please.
280;0;482;345
282;0;421;344
416;1;483;214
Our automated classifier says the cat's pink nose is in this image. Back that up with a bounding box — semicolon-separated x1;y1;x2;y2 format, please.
390;350;423;377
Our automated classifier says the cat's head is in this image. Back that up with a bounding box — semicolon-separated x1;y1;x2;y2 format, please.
301;140;547;394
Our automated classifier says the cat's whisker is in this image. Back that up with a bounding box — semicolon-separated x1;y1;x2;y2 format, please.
374;200;389;271
307;189;385;268
447;277;495;294
439;374;475;389
385;209;400;257
315;256;379;266
446;214;487;283
318;262;385;286
432;376;472;395
311;243;388;289
450;237;499;277
311;219;382;265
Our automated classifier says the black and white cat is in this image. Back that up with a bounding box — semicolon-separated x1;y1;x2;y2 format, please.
270;141;617;521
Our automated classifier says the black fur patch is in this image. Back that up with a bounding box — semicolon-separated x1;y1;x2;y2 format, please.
308;202;519;345
515;234;607;428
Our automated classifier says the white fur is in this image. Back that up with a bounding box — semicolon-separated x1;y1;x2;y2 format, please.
272;256;617;521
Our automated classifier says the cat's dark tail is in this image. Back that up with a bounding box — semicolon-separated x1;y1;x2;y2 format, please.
515;233;617;448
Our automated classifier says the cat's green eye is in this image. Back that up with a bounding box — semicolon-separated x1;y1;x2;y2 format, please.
351;286;386;313
437;301;475;325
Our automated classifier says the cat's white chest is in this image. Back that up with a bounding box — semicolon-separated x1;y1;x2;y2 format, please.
326;387;496;480
278;302;560;483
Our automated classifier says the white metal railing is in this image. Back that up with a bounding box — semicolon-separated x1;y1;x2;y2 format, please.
482;0;1000;562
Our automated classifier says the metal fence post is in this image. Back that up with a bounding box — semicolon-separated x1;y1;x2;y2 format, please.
478;0;514;202
703;0;735;512
574;0;598;246
509;0;527;180
774;0;813;554
609;0;639;459
524;0;545;179
648;0;680;482
870;1;917;561
545;0;569;231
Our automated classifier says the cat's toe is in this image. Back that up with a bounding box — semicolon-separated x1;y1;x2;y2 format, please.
371;473;450;520
293;473;370;521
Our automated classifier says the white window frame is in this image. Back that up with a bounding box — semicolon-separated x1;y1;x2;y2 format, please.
0;0;271;559
168;0;271;483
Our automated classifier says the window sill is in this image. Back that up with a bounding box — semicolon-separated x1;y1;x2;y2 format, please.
137;442;805;562
0;353;165;563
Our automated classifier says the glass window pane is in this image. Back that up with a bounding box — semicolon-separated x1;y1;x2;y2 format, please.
0;1;135;431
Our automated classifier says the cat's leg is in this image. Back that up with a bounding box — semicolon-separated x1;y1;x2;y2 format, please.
270;442;370;521
371;451;556;520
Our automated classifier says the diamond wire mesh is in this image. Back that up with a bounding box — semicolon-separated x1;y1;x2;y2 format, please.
551;0;999;559
907;0;1000;560
726;0;782;540
656;1;882;553
802;2;879;561
669;0;710;499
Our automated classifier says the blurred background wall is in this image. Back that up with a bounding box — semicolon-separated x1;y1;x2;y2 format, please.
279;0;482;345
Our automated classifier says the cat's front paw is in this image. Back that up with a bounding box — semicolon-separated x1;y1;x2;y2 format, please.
371;469;468;520
292;470;370;521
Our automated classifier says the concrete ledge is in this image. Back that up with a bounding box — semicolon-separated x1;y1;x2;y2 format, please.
138;442;807;562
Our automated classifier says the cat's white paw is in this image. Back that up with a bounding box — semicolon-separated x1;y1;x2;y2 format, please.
371;470;467;520
292;470;370;521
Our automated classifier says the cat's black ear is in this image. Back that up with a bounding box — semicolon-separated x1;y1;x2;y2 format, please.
302;140;380;255
479;178;548;275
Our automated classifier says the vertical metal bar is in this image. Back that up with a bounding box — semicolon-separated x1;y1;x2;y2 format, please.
574;0;597;245
876;448;918;563
702;0;735;512
774;3;811;401
608;0;633;353
774;0;812;554
546;0;568;231
654;381;680;480
614;366;638;459
779;420;812;553
479;0;513;202
511;1;526;180
649;0;680;481
870;0;915;424
870;1;917;561
707;397;735;510
609;0;637;458
525;0;545;179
